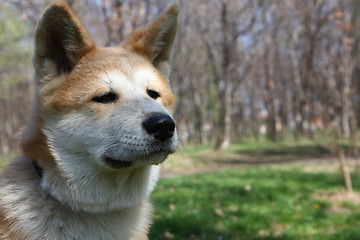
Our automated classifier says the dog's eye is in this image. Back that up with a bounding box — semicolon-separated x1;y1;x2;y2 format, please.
147;89;160;100
92;92;118;103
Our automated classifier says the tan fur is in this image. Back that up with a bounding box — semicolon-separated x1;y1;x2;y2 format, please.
0;1;178;239
123;5;178;66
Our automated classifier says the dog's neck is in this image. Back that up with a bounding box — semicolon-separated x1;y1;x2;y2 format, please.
42;150;161;213
22;122;160;214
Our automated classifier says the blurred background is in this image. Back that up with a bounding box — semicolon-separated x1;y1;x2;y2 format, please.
1;0;360;239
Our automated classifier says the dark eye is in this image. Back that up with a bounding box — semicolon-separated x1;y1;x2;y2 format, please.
147;89;160;100
92;92;118;103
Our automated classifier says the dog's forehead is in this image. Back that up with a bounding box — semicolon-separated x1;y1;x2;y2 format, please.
100;67;157;91
84;47;165;87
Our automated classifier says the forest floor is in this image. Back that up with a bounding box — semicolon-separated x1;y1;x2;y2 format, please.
151;154;360;240
160;139;359;178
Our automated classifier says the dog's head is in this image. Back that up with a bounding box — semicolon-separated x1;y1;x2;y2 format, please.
26;1;178;172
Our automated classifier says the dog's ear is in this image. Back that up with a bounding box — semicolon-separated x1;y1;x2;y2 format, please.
34;0;94;78
122;5;178;80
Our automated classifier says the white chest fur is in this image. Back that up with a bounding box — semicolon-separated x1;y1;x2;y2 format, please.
0;157;154;240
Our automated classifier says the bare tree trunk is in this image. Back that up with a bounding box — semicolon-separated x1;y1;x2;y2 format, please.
333;124;353;194
264;47;276;141
262;5;277;141
101;0;124;46
250;90;260;141
284;9;304;141
341;51;358;155
304;51;314;140
189;77;208;145
215;79;232;150
215;2;232;150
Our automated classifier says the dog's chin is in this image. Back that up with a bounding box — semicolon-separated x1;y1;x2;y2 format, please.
103;152;169;170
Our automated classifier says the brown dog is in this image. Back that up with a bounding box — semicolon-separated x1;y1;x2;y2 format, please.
0;1;178;239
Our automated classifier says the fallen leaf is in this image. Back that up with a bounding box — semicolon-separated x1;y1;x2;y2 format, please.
164;231;174;239
228;204;239;212
169;203;176;211
214;208;225;217
244;183;252;191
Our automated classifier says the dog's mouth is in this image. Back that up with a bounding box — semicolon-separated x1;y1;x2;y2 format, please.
103;157;134;169
103;151;169;169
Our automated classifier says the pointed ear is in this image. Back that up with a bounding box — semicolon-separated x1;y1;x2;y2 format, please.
34;0;94;78
122;5;178;79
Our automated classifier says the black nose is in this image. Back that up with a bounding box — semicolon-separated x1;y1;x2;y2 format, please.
142;113;175;142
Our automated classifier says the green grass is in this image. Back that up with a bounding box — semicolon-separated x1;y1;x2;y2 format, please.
150;165;360;240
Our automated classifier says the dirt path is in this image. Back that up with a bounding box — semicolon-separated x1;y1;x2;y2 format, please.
160;156;342;178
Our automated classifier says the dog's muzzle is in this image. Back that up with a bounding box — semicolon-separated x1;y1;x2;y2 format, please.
102;112;177;169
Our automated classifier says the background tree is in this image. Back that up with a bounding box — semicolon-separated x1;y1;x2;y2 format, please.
0;2;33;153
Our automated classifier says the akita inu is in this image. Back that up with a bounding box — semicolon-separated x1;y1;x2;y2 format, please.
0;1;178;239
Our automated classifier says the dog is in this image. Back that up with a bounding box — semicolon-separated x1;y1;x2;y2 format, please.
0;1;178;239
